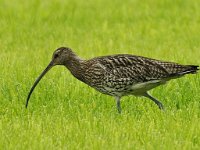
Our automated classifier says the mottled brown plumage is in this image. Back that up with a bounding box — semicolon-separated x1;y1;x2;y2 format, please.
26;47;199;113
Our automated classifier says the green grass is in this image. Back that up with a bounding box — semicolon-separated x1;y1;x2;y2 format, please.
0;0;200;149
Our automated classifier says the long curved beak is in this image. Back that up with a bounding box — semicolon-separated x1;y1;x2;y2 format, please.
26;61;54;108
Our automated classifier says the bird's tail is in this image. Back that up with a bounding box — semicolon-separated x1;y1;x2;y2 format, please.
177;65;199;75
169;65;199;77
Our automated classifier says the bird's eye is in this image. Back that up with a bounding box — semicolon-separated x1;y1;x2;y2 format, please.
54;54;59;58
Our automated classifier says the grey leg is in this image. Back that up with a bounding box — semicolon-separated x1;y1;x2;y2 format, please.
115;97;121;113
143;92;164;110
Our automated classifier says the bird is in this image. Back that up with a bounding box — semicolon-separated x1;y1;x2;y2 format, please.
26;47;199;113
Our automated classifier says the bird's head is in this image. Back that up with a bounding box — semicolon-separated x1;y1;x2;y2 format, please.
25;47;75;108
52;47;75;65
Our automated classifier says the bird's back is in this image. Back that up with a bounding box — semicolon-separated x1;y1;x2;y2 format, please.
82;54;198;96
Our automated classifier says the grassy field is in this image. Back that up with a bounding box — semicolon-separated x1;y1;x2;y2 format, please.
0;0;200;149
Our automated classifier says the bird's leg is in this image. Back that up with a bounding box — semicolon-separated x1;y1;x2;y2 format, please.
143;92;164;110
115;97;121;113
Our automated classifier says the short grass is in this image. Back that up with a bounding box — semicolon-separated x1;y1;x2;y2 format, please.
0;0;200;149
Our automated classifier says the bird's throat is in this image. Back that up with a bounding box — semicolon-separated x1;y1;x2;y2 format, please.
64;56;85;82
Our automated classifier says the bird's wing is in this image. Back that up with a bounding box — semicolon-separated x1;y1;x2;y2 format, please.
95;54;171;82
95;54;198;82
83;54;198;90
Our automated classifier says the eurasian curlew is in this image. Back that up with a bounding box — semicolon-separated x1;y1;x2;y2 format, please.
26;47;199;113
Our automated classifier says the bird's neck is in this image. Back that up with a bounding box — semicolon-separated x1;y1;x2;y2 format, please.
64;55;85;82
